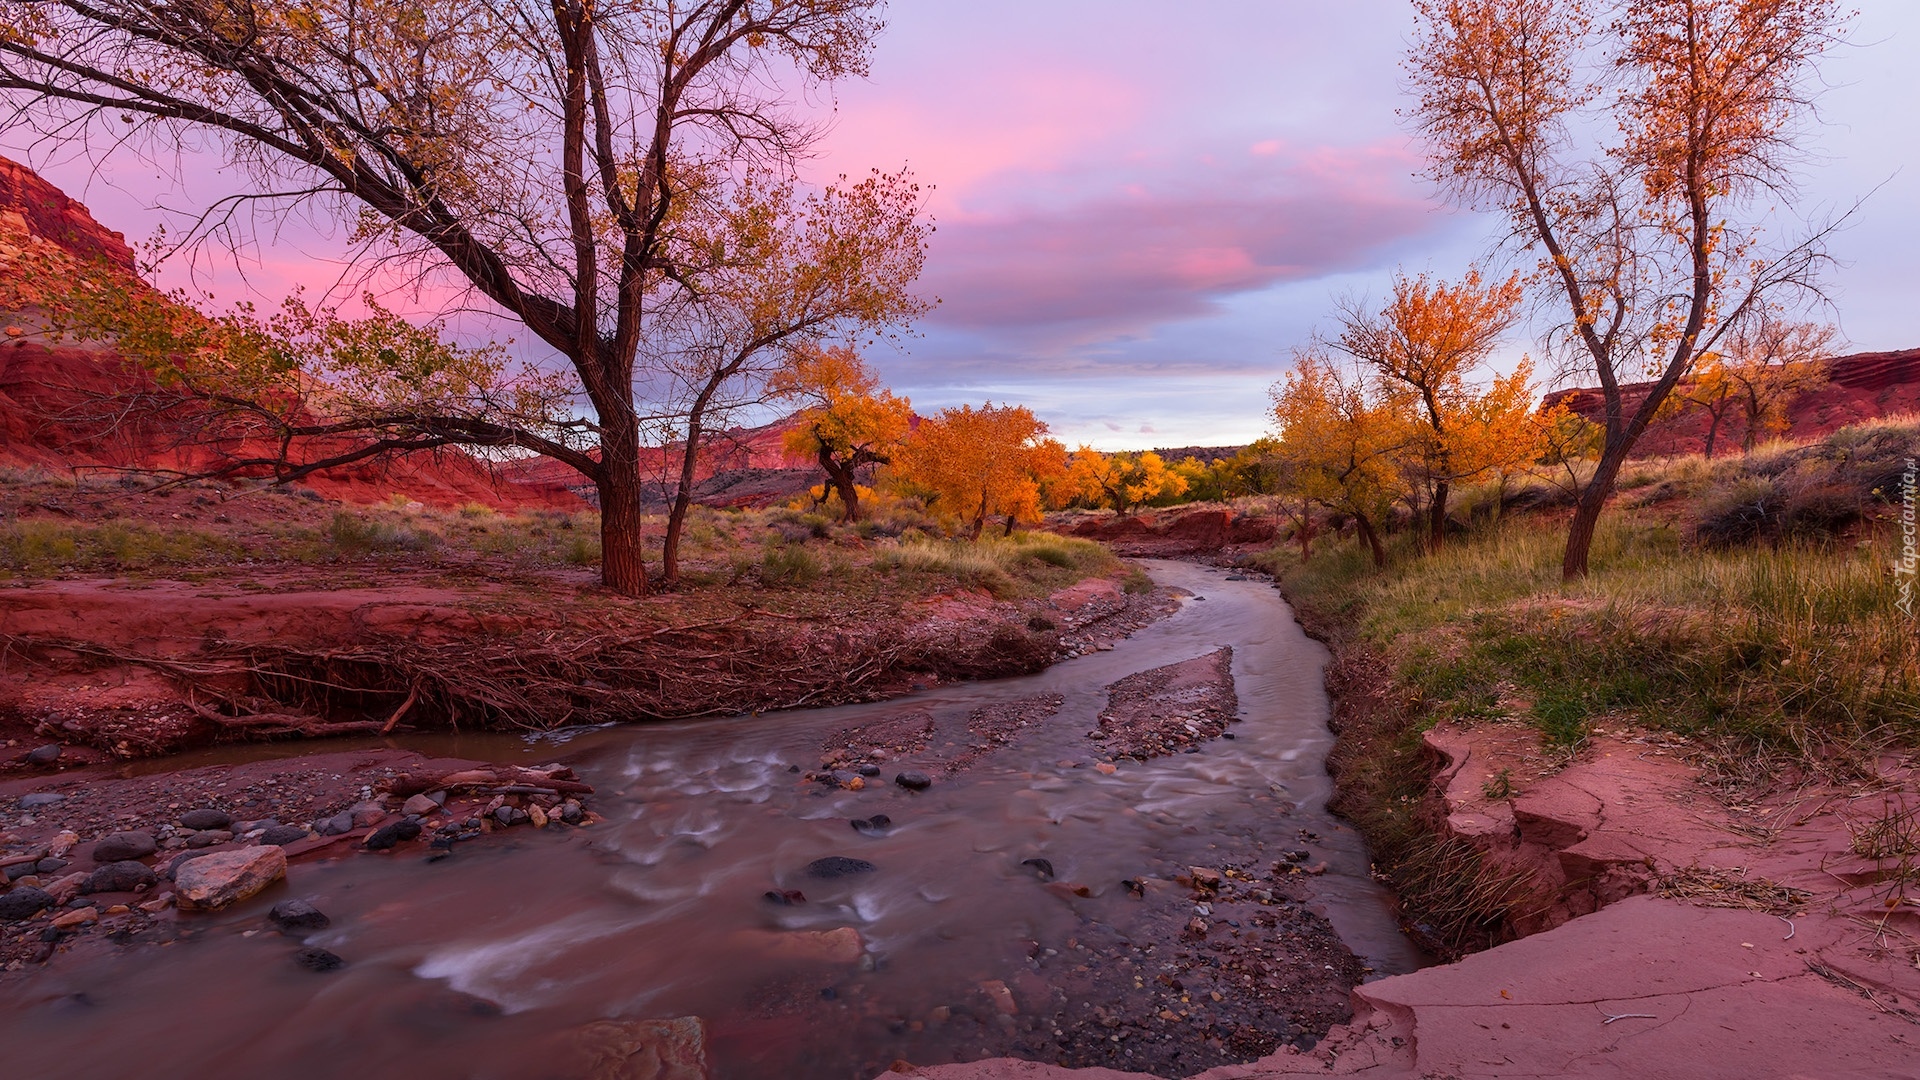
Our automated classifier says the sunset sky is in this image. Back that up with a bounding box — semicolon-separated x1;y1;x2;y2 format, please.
18;1;1920;450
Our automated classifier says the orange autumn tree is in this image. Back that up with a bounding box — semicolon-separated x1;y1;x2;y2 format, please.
771;344;914;523
1334;268;1526;552
1710;317;1834;454
1408;0;1850;579
893;404;1066;538
1065;449;1188;516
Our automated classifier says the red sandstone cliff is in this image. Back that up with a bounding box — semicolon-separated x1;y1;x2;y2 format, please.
0;157;579;510
1541;347;1920;457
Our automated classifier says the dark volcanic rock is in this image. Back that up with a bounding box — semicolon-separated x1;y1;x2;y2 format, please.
25;744;62;766
269;899;331;933
0;887;54;921
259;825;312;847
894;771;933;791
83;861;157;894
364;820;423;851
91;831;157;863
178;809;232;831
805;856;877;879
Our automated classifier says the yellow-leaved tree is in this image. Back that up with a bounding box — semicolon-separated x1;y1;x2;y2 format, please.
1269;350;1410;566
893;404;1066;539
1065;450;1189;516
771;345;914;524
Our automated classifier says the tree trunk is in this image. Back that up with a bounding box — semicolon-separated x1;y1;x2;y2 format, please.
660;415;705;585
1295;500;1314;561
1353;511;1387;567
1428;480;1450;554
817;446;862;522
596;423;650;597
1703;410;1722;459
1562;443;1630;581
1003;515;1017;537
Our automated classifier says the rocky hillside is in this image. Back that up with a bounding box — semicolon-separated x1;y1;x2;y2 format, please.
1543;347;1920;456
0;157;579;510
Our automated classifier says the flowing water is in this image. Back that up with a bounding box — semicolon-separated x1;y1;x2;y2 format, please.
0;560;1420;1078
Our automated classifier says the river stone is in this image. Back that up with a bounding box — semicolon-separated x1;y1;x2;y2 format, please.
91;831;157;863
314;812;356;836
268;899;331;933
259;825;311;847
805;856;877;879
178;808;232;831
401;794;439;817
365;819;423;850
348;801;388;829
25;744;62;766
0;886;53;921
83;861;157;894
295;946;345;972
3;863;34;882
174;846;286;910
35;858;67;875
855;763;882;778
569;1016;708;1080
186;830;232;849
894;771;933;791
1021;857;1056;880
19;793;66;809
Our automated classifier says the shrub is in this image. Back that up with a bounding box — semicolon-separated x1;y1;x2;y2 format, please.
328;512;440;556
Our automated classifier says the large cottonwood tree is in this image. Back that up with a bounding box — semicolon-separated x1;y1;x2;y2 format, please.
1407;0;1848;578
0;0;891;596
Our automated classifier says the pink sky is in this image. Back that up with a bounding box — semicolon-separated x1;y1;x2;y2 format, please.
14;1;1919;449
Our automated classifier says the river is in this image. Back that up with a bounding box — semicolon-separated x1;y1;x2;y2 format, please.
0;560;1420;1078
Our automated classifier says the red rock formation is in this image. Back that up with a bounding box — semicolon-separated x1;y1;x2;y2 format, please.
0;157;579;510
1542;348;1920;457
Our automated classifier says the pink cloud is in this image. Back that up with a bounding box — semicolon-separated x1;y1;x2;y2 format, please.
917;141;1440;340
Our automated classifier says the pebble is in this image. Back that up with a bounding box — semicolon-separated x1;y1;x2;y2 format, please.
528;805;549;829
25;744;62;766
259;825;311;847
268;899;331;933
177;809;232;831
400;794;439;817
186;830;233;849
1021;857;1056;880
894;771;933;792
19;793;65;809
83;861;157;894
35;858;67;875
0;886;53;921
50;907;97;930
805;856;877;879
492;806;529;827
1282;849;1310;863
558;800;584;824
855;764;882;778
850;815;892;836
91;831;158;863
48;832;78;857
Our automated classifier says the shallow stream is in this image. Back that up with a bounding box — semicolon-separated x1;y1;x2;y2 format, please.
0;560;1419;1078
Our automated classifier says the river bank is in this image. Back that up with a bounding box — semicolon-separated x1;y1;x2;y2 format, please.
900;492;1919;1079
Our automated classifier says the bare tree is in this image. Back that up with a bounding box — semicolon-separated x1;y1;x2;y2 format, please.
1407;0;1848;578
0;0;890;596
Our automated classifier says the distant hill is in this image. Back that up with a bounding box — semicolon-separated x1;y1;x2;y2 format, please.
501;413;831;510
0;157;579;510
1542;348;1920;457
